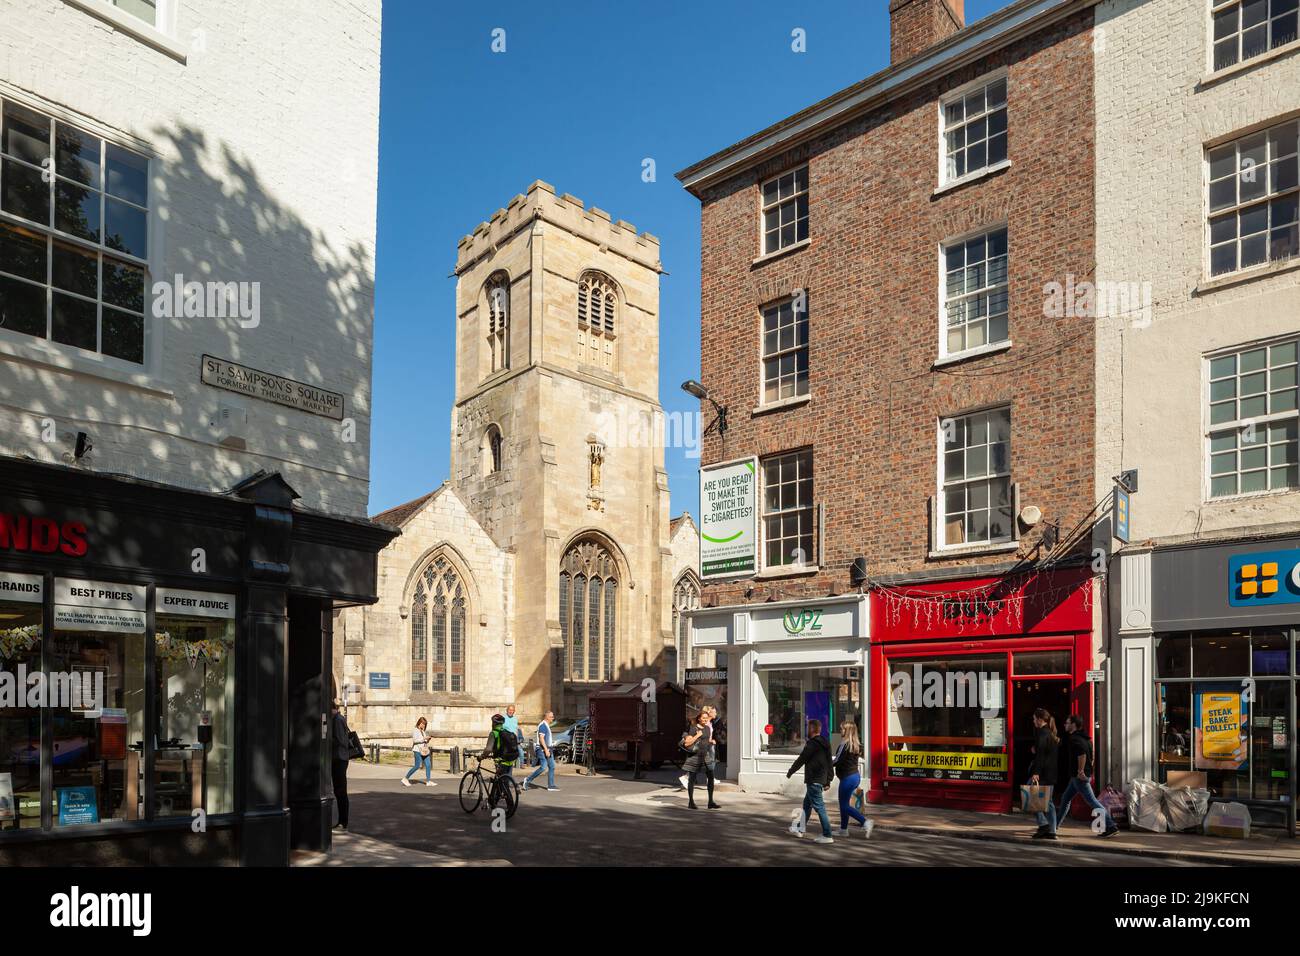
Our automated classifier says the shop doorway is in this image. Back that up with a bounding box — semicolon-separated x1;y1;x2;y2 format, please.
1011;678;1071;788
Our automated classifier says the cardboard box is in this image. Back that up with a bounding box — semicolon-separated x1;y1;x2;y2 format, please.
1165;771;1206;790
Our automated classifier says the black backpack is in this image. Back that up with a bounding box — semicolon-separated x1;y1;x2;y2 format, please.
495;728;520;762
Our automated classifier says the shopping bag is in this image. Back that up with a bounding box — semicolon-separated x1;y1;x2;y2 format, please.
1020;784;1053;813
788;806;807;835
1100;785;1128;829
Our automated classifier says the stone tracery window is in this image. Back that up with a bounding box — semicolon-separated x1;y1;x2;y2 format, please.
486;271;510;373
410;555;467;692
577;270;617;370
558;539;618;682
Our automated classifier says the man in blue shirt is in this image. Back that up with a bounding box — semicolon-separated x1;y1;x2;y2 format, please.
523;710;558;792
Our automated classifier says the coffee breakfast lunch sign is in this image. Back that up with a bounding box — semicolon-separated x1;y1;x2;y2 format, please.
699;457;757;579
201;355;345;421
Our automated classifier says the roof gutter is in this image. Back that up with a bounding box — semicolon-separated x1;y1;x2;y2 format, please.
675;0;1098;196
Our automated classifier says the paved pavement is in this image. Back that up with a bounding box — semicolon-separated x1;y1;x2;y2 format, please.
294;761;1214;867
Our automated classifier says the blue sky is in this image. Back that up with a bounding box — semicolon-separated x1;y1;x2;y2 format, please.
370;0;1008;518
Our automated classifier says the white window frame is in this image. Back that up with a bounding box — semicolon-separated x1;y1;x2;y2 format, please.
758;165;809;257
1204;118;1300;280
938;70;1009;188
1203;334;1300;502
935;406;1014;551
61;0;187;62
1208;0;1300;74
938;224;1010;360
759;293;810;407
0;93;157;377
759;448;816;572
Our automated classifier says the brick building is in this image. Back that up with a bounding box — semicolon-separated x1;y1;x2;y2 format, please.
678;0;1104;805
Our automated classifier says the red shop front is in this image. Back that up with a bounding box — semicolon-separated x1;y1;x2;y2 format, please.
867;566;1095;813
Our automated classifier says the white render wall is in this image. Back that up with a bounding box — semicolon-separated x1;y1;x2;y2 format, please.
1094;0;1300;542
0;0;382;517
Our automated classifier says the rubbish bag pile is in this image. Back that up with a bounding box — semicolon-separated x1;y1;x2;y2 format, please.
1125;778;1211;833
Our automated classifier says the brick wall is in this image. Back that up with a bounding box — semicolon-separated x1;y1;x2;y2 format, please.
694;10;1097;608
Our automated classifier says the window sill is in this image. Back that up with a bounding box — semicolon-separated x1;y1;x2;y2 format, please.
1204;486;1300;506
62;0;188;63
1195;257;1300;296
752;237;811;268
755;566;820;580
0;335;173;399
932;340;1012;368
1199;39;1300;89
927;541;1019;561
933;160;1011;198
752;394;811;416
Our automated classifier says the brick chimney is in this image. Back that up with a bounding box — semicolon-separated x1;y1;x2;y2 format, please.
889;0;965;64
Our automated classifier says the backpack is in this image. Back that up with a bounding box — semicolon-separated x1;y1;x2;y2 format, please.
495;728;520;762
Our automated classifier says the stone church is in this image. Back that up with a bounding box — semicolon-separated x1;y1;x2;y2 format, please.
335;181;701;744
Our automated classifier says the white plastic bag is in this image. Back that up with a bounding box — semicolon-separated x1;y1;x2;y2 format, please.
789;806;806;835
1162;785;1210;832
1127;779;1168;833
1204;801;1251;839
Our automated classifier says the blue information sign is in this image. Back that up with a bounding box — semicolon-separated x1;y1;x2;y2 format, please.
56;786;99;826
368;672;391;689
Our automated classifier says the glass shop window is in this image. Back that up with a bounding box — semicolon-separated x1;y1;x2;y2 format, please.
759;666;862;756
0;589;43;831
154;606;236;817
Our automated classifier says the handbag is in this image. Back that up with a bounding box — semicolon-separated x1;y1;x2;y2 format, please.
1020;784;1053;813
347;730;366;761
418;742;431;758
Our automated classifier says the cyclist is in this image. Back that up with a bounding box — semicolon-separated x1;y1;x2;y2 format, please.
480;712;520;779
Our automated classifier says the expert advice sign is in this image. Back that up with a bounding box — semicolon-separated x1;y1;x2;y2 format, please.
699;458;757;579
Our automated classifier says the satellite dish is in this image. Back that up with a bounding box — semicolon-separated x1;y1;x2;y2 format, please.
1019;505;1042;527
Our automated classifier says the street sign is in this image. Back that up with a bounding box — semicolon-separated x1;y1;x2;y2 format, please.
1086;669;1105;683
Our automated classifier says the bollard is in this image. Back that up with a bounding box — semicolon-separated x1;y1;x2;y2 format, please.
369;743;379;764
449;745;460;774
525;739;534;766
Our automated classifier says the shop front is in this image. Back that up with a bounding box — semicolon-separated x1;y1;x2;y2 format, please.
0;457;395;865
868;565;1095;813
1111;537;1300;834
688;594;868;792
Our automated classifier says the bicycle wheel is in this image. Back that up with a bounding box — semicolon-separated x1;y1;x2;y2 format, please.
458;771;483;813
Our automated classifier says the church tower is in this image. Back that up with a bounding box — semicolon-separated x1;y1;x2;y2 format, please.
449;181;674;718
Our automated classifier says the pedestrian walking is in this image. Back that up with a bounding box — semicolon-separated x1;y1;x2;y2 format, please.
680;710;720;810
786;718;835;844
330;699;352;831
524;709;559;791
1026;706;1060;840
402;716;436;787
833;720;873;838
1055;713;1119;837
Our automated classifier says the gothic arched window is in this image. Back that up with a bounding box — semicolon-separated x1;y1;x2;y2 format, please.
486;272;510;374
410;554;468;693
577;271;617;371
558;539;619;682
673;572;701;683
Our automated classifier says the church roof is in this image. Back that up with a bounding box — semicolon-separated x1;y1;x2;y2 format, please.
371;489;440;528
670;512;696;536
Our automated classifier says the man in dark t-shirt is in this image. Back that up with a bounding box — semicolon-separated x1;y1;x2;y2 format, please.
1055;714;1118;837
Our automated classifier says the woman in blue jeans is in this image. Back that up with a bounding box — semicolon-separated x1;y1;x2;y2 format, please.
402;717;435;787
833;721;873;837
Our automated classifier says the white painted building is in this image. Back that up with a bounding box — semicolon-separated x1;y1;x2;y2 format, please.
1095;0;1300;830
0;0;382;517
0;0;391;866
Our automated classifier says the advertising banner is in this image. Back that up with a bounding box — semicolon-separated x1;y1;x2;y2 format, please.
699;458;757;579
1194;685;1249;770
886;749;1009;782
53;579;146;633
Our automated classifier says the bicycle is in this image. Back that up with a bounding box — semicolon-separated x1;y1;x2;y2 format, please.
458;753;520;818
